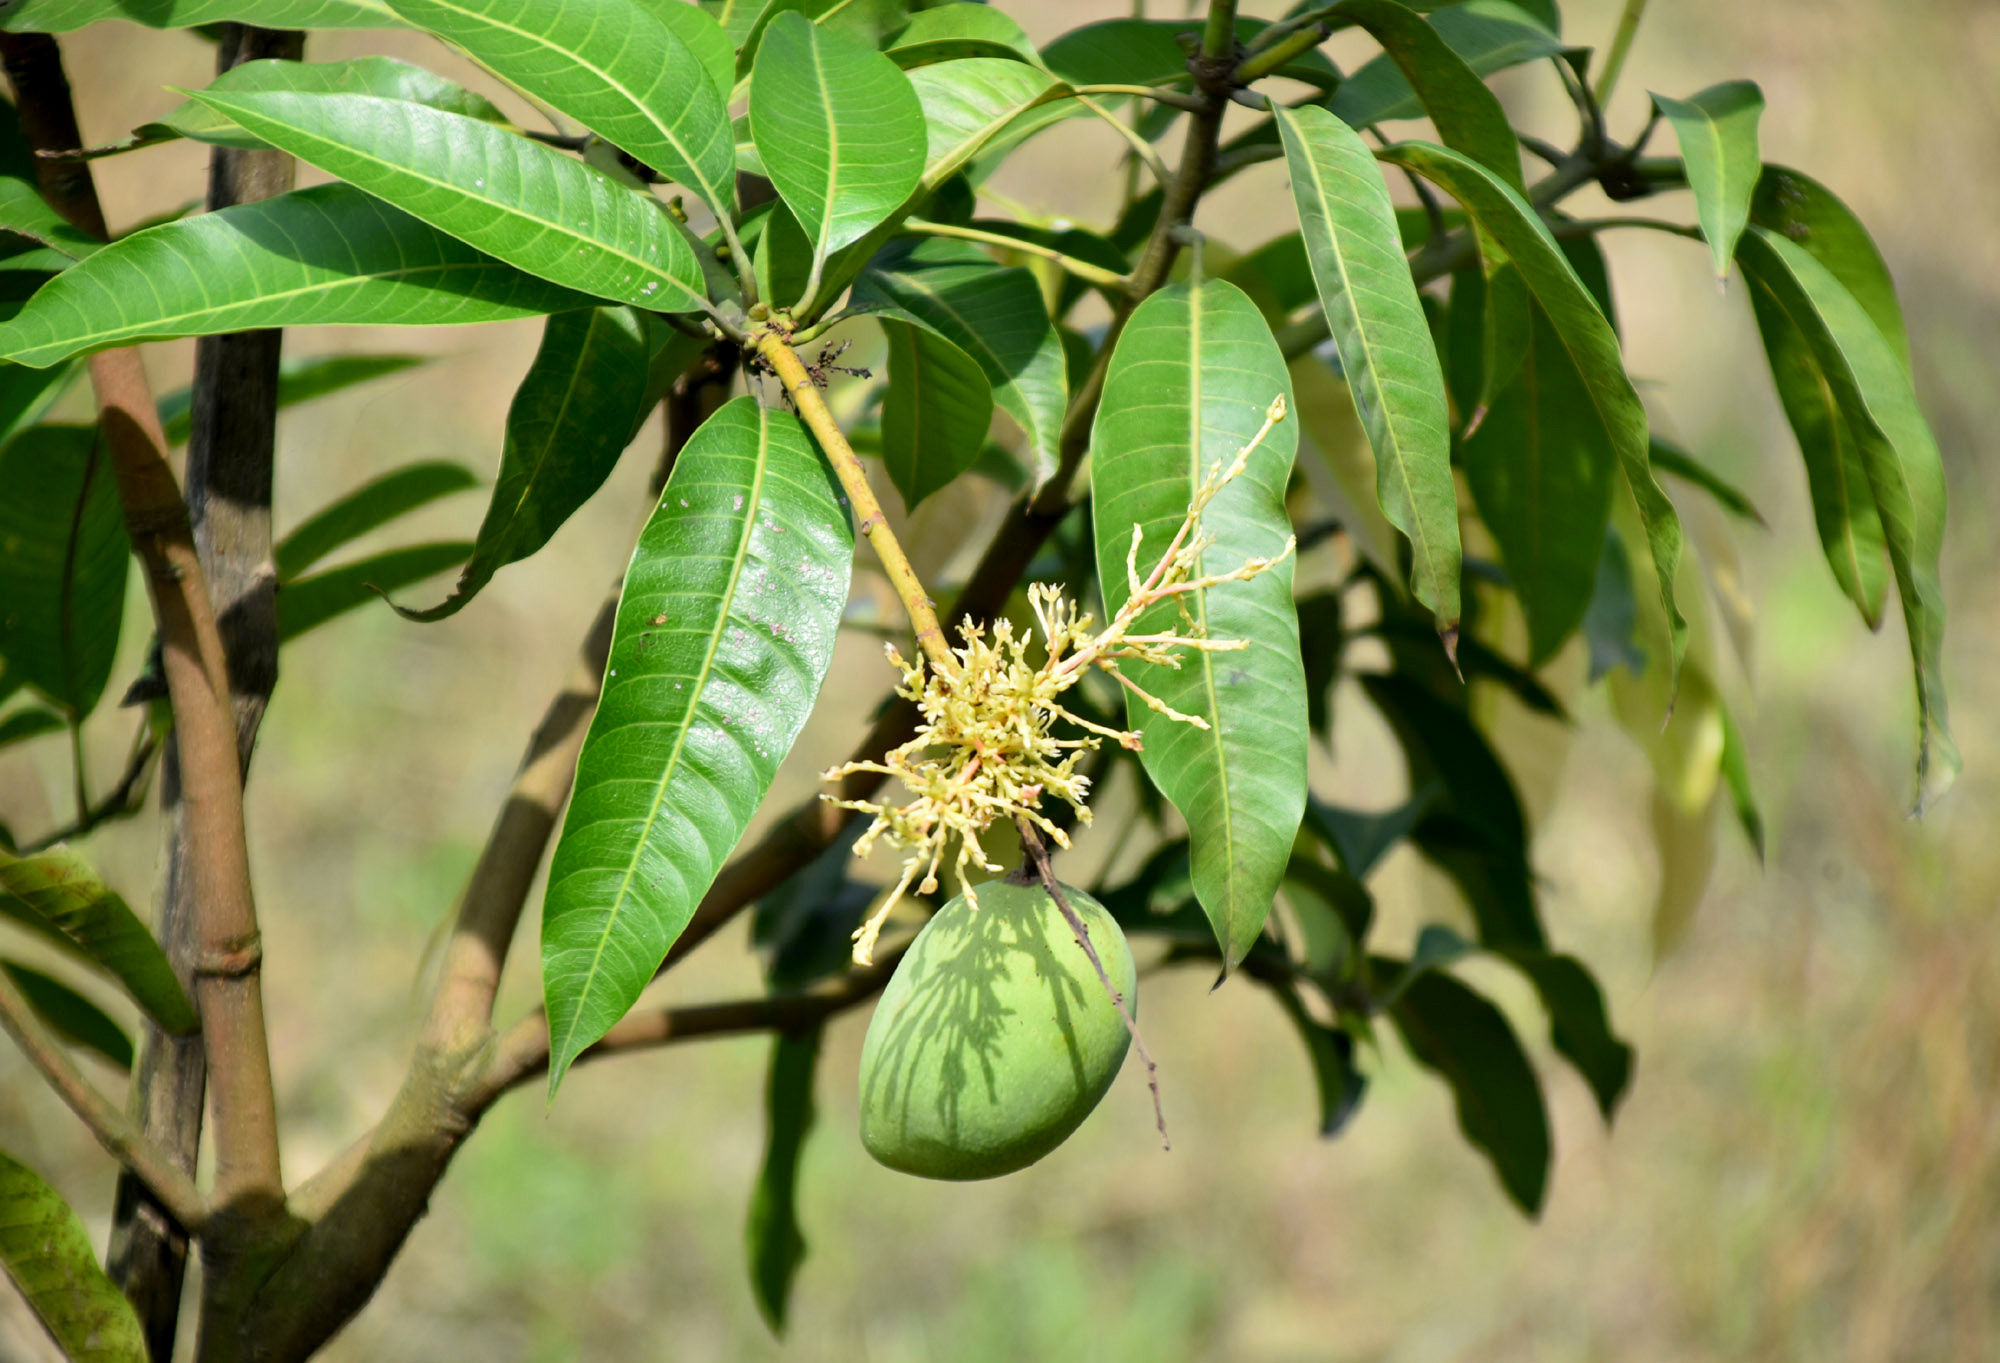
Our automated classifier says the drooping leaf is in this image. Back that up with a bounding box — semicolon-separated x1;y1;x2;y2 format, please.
393;307;654;620
1651;81;1763;279
273;460;478;581
277;542;472;641
887;4;1040;67
543;398;854;1091
855;245;1067;487
746;1027;821;1334
1736;227;1956;807
750;12;928;272
0;425;128;720
0;847;197;1035
0;1148;148;1363
2;961;132;1069
1495;948;1631;1120
1718;702;1765;861
1330;0;1563;137
0;184;598;369
1331;0;1526;191
1275;103;1459;630
1382;141;1686;679
1460;302;1617;662
184;92;708;314
878;319;993;511
1744;259;1890;626
1090;278;1306;969
1750;165;1910;377
387;0;738;216
1648;437;1765;526
1265;981;1366;1137
1387;965;1550;1216
138;55;507;156
0;0;392;28
160;352;431;449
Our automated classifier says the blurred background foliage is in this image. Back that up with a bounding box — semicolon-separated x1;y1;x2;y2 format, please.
2;0;1996;1358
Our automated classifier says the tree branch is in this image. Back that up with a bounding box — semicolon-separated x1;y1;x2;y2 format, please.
0;965;209;1234
0;31;285;1219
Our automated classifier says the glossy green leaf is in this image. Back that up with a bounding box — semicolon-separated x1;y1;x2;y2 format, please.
1652;81;1763;279
734;0;911;81
751;201;816;314
1382;140;1686;678
161;352;430;448
702;0;768;46
275;460;478;581
888;4;1040;67
277;542;472;641
0;847;197;1035
141;56;507;156
0;184;598;369
1737;227;1957;807
1460;303;1617;662
2;961;132;1069
1387;965;1549;1215
1332;0;1525;191
1266;981;1366;1137
906;59;1064;190
0;0;392;28
855;245;1067;487
0;425;128;720
1275;104;1459;630
747;1027;821;1334
394;307;654;620
0;178;99;262
543;398;854;1092
1090;279;1306;969
878;319;993;511
1331;0;1562;136
185;92;707;314
388;0;737;215
1751;166;1910;377
0;1148;147;1363
751;12;927;272
0;707;64;748
1648;437;1765;526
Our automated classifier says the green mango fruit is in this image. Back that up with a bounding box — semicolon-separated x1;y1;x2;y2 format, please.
858;876;1138;1180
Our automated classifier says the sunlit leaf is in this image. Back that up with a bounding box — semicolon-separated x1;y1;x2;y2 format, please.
887;4;1040;67
0;0;391;28
1750;165;1911;376
138;56;506;156
0;1148;147;1362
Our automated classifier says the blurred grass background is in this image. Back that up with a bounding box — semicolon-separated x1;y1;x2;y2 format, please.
3;1;1998;1359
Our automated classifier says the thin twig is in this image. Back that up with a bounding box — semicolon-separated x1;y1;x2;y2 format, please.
21;719;157;854
902;216;1131;293
1017;819;1169;1151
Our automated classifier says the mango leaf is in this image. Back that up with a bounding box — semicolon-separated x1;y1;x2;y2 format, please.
878;319;993;511
753;819;876;990
1652;81;1763;279
2;961;132;1069
1582;528;1645;681
0;184;598;369
1382;141;1686;679
0;178;99;263
750;201;816;315
855;245;1067;487
161;352;430;448
277;542;472;641
733;0;911;81
750;12;927;275
543;398;854;1091
0;425;127;721
1736;227;1956;807
1460;303;1617;661
702;0;769;47
388;0;737;216
0;707;64;748
1718;703;1765;861
0;358;80;441
0;1149;147;1363
1331;0;1563;136
393;307;654;620
1297;590;1345;738
0;847;196;1035
1332;0;1525;191
1042;18;1337;90
887;5;1040;67
0;0;393;28
906;59;1065;190
1386;965;1549;1215
1090;278;1306;969
746;1027;821;1335
136;56;506;156
1648;437;1765;526
1304;787;1436;881
1496;948;1631;1120
1750;166;1910;377
1275;104;1459;631
274;460;477;581
184;92;707;314
1266;981;1366;1137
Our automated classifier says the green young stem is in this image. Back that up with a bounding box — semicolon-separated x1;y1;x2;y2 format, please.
1072;91;1174;186
1072;83;1206;112
1200;0;1240;60
904;217;1131;292
1244;0;1337;54
1593;0;1650;106
754;331;955;674
1232;23;1327;84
